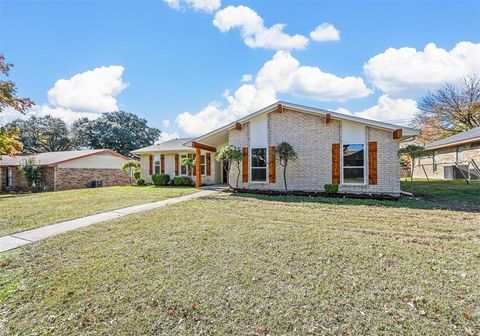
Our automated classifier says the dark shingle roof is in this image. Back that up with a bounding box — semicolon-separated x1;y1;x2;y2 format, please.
426;127;480;149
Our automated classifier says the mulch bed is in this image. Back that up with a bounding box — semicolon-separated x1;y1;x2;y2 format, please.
226;188;399;201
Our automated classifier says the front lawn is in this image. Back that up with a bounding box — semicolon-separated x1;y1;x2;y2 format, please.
401;178;480;211
0;186;197;236
1;193;478;335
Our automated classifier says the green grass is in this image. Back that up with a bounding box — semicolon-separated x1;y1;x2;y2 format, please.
0;186;197;236
401;178;480;211
1;193;479;335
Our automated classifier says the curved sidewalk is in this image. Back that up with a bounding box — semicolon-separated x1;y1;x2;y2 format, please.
0;189;217;253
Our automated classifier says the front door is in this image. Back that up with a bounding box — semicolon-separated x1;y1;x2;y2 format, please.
222;160;229;183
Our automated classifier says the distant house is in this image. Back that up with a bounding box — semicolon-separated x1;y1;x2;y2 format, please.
133;101;419;196
413;126;480;180
0;149;131;192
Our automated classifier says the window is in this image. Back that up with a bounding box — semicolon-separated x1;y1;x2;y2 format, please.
200;155;206;175
251;148;267;182
180;154;187;175
456;146;464;163
343;144;365;184
154;155;161;174
5;167;13;187
433;150;438;172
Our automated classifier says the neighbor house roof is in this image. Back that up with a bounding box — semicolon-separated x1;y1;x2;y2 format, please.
0;149;129;167
185;101;420;148
425;126;480;150
131;138;194;155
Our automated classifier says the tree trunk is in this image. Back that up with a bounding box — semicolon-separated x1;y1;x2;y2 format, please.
283;163;288;192
226;164;234;189
236;161;240;189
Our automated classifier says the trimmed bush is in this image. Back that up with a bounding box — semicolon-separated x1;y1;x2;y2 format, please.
134;171;141;181
324;183;339;194
152;174;170;186
173;176;193;186
137;178;145;186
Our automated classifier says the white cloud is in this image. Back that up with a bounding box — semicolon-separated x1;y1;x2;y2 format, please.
157;131;179;143
364;41;480;97
241;74;253;82
9;65;128;124
310;23;340;42
47;65;127;113
175;51;371;136
162;119;171;128
336;95;419;126
163;0;220;13
213;5;309;50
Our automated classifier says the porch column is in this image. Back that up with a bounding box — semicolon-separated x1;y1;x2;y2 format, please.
195;147;201;187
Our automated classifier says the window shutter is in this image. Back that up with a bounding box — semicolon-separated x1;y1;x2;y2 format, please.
269;146;276;183
160;154;165;174
242;147;249;183
206;152;211;176
192;154;196;176
175;154;179;176
332;144;340;184
149;155;153;175
368;142;378;185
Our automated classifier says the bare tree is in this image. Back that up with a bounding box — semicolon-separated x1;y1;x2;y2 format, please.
412;74;480;142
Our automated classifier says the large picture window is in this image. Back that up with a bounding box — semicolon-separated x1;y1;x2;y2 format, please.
154;155;161;174
343;144;365;184
251;148;267;182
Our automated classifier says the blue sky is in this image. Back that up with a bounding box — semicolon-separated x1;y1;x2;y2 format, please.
1;0;479;139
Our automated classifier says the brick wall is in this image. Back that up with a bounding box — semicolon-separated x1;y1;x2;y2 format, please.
413;143;480;179
55;168;130;190
228;109;401;195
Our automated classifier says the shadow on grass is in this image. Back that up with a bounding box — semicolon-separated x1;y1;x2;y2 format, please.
230;191;479;213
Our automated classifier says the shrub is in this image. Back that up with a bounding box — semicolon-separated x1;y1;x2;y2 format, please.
134;171;141;181
173;176;193;186
152;174;170;186
324;183;339;194
137;178;145;186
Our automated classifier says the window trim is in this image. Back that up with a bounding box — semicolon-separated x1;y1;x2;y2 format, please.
200;154;206;176
154;155;161;175
250;147;268;183
180;154;188;176
5;167;13;187
341;143;367;185
433;150;438;172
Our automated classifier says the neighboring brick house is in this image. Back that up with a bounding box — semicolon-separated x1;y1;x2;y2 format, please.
0;149;131;192
134;102;418;196
413;126;480;180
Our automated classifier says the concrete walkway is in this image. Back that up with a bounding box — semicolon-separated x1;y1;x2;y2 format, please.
0;189;217;253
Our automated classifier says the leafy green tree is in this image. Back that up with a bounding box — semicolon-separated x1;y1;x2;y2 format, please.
215;145;243;189
398;144;427;182
0;54;34;156
71;111;161;157
6;115;72;153
122;160;140;185
20;157;43;190
180;156;196;176
276;142;298;192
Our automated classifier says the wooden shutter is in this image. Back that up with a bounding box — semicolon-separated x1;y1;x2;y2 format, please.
149;155;153;175
192;154;196;176
242;147;249;183
368;142;378;185
332;144;340;184
269;146;276;183
206;152;211;176
174;154;179;176
187;154;192;176
160;154;165;174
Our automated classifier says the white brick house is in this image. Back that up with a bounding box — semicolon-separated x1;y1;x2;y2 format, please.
133;102;419;196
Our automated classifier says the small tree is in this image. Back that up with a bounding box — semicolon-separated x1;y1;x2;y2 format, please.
276;142;298;192
215;145;243;189
20;157;43;190
181;157;196;176
398;144;427;183
122;160;140;185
